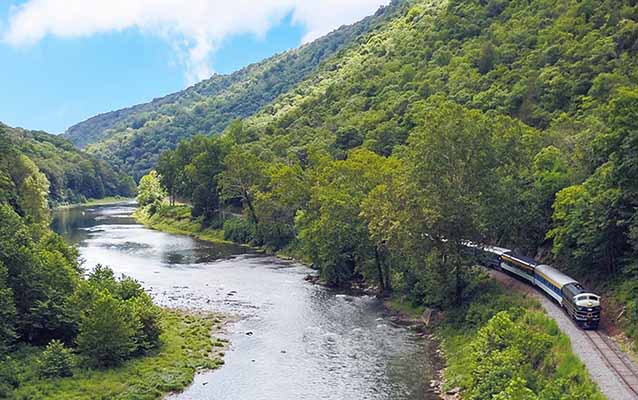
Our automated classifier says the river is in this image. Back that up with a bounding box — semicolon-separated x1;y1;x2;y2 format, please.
52;202;439;400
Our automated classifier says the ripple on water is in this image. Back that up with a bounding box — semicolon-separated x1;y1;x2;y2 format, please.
52;204;441;400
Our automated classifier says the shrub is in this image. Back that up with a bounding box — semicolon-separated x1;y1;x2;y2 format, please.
129;294;163;353
117;276;145;301
223;217;254;244
0;356;19;397
76;291;139;367
38;340;74;378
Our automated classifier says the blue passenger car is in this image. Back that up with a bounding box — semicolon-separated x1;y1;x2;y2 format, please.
470;245;601;329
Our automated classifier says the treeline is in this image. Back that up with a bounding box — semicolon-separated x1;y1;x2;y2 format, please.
65;1;405;180
149;0;638;304
0;134;160;396
1;124;135;204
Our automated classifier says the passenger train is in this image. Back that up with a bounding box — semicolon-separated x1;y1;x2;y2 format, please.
467;243;601;329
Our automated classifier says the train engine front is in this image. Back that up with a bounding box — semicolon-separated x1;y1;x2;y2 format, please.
561;283;601;329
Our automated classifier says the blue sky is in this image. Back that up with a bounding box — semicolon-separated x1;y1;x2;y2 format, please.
0;0;387;134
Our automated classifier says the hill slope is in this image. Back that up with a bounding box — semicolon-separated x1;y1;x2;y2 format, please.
64;1;406;179
1;123;135;204
152;0;638;351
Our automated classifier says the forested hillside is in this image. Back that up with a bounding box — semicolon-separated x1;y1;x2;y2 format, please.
64;1;405;179
0;128;230;399
1;123;135;205
148;0;638;352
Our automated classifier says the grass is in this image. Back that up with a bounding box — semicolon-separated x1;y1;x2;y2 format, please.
134;205;229;244
385;278;604;399
7;310;226;400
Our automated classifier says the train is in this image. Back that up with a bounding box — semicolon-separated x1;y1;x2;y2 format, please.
465;242;601;329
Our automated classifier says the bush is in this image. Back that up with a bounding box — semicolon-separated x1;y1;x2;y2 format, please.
76;291;139;367
38;340;74;378
223;217;254;244
0;356;19;397
129;294;162;353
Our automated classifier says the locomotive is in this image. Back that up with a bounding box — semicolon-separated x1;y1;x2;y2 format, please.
468;243;601;329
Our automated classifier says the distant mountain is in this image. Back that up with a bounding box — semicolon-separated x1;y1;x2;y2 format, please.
64;1;405;179
1;123;135;205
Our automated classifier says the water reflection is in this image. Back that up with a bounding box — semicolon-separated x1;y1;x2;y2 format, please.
52;203;439;400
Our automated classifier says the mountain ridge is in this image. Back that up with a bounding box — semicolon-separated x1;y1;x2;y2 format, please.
63;1;407;179
1;122;135;204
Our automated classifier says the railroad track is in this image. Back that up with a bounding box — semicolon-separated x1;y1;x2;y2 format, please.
585;330;638;398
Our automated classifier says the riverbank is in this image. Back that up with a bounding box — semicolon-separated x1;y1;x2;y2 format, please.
4;309;226;399
134;205;232;245
54;196;134;209
385;275;605;399
132;204;604;399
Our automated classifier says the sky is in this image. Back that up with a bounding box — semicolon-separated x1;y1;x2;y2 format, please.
0;0;389;134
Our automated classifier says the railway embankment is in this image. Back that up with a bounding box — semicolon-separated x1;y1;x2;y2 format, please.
489;269;638;400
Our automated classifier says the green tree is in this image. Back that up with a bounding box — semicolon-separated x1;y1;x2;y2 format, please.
0;261;16;354
156;151;178;206
297;149;400;288
136;170;166;210
76;290;139;367
129;294;162;353
38;339;75;378
403;99;498;303
219;148;268;230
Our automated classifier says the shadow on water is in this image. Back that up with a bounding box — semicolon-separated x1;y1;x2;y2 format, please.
52;202;440;400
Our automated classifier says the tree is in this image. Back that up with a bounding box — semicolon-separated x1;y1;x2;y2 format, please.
0;261;16;354
136;170;166;210
76;290;139;367
156;151;178;206
38;339;74;378
13;155;50;225
129;294;162;353
297;149;400;288
219;148;268;230
548;164;625;275
403;99;498;303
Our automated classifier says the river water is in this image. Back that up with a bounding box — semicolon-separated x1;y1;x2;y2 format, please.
52;202;439;400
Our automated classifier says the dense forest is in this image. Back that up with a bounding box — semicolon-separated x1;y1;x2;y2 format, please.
146;0;638;340
0;133;164;397
1;0;635;397
63;2;404;180
1;123;135;204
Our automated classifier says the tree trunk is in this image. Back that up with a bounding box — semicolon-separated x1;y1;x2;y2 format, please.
374;247;386;294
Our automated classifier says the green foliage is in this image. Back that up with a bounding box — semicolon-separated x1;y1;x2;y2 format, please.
0;203;79;343
129;294;162;353
76;290;139;367
75;266;163;367
7;311;225;400
1;123;134;205
223;217;254;244
0;261;16;354
297;149;400;287
38;340;75;378
136;170;167;210
440;283;603;400
65;3;403;179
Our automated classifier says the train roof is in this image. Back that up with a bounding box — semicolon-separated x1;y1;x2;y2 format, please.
462;241;511;256
535;264;578;289
483;245;511;256
502;252;540;267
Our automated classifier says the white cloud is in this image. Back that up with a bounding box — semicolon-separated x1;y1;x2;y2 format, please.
2;0;389;83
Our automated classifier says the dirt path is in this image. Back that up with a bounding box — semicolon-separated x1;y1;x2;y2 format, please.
488;269;638;400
